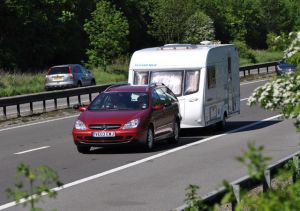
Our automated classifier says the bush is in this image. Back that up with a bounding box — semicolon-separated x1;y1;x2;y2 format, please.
234;40;257;63
266;32;290;51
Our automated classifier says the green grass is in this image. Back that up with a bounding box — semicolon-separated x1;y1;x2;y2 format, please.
240;50;283;66
0;62;129;97
0;72;45;97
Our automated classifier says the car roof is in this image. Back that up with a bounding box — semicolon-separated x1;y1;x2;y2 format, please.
50;64;81;68
105;84;166;93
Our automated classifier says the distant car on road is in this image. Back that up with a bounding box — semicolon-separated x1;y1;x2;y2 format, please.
72;83;181;153
45;64;96;91
275;60;297;75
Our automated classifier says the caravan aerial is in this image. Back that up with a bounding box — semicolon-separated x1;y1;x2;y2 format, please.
128;41;240;128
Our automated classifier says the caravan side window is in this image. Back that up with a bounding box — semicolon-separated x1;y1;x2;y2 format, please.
184;70;200;95
207;66;216;89
134;72;149;85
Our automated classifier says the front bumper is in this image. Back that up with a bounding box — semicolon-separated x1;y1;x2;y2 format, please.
72;128;147;147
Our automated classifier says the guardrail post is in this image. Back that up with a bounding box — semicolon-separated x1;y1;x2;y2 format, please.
3;106;7;120
231;184;240;210
30;102;33;115
17;104;21;117
89;93;92;102
293;156;300;183
263;170;271;192
54;98;57;110
266;66;269;73
78;95;81;105
67;97;70;108
43;100;46;112
248;69;250;76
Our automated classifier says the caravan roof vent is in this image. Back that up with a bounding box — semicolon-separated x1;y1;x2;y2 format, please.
159;44;197;50
200;40;212;45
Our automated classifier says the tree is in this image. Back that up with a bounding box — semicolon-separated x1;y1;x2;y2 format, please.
183;11;215;44
148;0;198;44
84;0;129;70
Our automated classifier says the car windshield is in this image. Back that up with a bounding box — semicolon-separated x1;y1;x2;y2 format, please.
88;92;149;111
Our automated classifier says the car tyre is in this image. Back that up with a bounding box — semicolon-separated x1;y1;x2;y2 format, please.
91;79;96;86
144;127;154;151
168;121;180;144
77;146;90;154
216;114;226;130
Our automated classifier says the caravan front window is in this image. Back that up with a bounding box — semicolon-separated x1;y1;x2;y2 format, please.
150;71;183;96
134;72;149;85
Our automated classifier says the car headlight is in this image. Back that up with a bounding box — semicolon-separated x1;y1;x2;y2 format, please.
74;120;87;130
123;119;140;129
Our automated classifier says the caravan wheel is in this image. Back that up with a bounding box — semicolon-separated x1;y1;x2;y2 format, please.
216;114;226;130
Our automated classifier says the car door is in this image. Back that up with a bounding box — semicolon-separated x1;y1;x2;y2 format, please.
79;65;89;86
161;87;178;134
151;88;169;138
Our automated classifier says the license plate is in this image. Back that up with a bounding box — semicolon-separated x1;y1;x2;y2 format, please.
92;131;115;137
52;76;63;81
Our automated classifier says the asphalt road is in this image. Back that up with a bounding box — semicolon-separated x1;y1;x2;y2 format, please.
0;79;299;211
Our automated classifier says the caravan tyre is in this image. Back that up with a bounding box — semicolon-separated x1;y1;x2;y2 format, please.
216;114;226;130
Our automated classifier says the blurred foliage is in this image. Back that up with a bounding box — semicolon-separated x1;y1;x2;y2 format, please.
6;163;63;211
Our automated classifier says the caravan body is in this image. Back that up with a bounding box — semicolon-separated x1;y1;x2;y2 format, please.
128;43;240;128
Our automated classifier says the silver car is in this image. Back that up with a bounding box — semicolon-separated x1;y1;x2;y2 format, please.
45;64;96;90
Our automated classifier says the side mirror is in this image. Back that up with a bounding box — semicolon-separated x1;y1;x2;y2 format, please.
153;104;164;110
79;106;87;112
73;104;88;112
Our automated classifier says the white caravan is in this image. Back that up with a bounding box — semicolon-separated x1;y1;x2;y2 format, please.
128;42;240;128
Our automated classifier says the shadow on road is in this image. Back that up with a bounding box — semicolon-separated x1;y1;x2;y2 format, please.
87;119;282;154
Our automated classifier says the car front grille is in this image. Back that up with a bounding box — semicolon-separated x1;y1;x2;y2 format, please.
89;124;121;130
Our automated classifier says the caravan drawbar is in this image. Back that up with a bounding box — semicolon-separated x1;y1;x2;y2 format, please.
128;42;240;128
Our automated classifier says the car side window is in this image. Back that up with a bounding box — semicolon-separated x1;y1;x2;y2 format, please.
151;90;160;106
160;87;176;104
153;88;167;105
73;66;80;74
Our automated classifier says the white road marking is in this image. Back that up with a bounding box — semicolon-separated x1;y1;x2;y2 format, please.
240;79;267;85
0;114;79;133
0;114;283;210
240;98;249;102
14;146;50;155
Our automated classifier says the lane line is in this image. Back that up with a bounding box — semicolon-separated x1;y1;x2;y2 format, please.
240;79;267;85
14;146;50;155
240;98;249;102
0;114;282;210
0;115;79;133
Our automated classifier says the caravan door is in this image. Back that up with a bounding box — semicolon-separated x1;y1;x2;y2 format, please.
227;57;234;113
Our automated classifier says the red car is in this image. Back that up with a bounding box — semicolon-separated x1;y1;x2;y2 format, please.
72;83;181;153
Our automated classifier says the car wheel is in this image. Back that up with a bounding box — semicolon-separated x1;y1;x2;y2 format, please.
91;79;96;86
216;114;226;130
77;146;90;154
168;121;180;144
144;127;154;151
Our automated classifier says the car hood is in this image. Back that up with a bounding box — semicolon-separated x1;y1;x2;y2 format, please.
78;110;148;125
